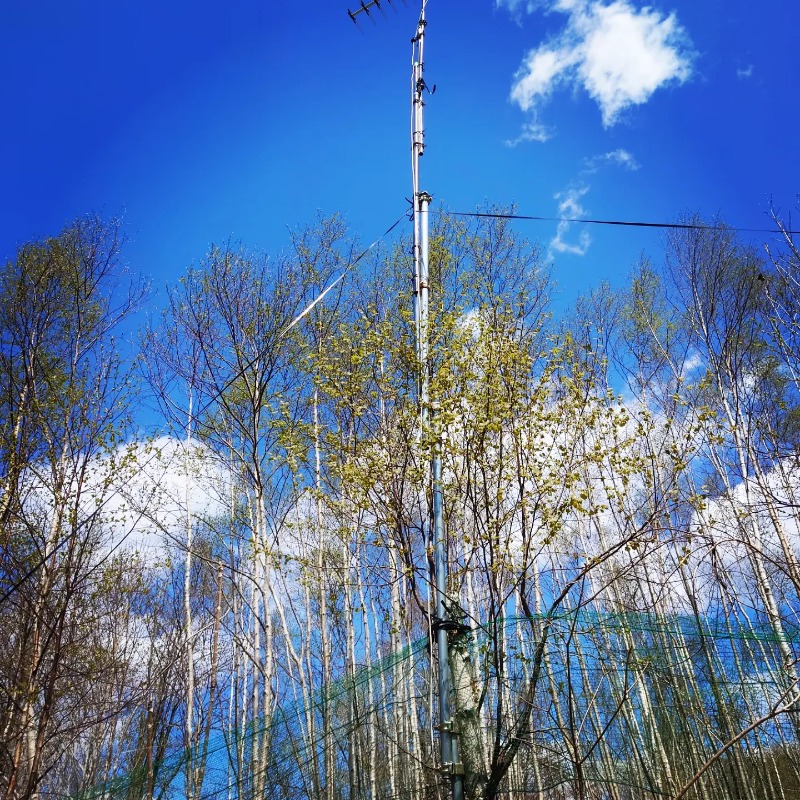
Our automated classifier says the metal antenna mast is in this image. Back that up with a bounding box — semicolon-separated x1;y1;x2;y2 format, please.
349;2;463;797
411;5;464;800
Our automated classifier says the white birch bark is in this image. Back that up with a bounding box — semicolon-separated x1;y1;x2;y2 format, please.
183;392;196;800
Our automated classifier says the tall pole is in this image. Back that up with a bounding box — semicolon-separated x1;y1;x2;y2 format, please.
350;1;464;794
411;5;463;799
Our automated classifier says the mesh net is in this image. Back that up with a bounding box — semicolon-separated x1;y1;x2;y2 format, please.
71;611;800;800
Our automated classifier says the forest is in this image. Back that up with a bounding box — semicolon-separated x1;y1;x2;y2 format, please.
2;205;800;800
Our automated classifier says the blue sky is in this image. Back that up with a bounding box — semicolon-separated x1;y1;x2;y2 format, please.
2;0;797;307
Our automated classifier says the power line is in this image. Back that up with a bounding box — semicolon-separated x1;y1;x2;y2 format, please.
447;209;800;237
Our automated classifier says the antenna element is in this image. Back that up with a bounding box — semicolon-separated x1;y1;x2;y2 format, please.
347;0;393;23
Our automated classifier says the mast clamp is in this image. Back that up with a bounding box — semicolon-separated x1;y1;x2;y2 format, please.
432;616;462;632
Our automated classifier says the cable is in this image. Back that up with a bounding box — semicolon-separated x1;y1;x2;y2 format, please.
0;211;409;609
446;209;800;237
188;209;408;431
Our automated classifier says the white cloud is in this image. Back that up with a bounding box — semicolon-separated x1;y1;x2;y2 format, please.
495;0;544;19
511;46;580;112
681;350;703;375
583;147;640;173
548;148;636;257
504;119;553;146
102;437;230;560
549;185;591;256
19;436;231;568
737;64;754;80
506;0;693;133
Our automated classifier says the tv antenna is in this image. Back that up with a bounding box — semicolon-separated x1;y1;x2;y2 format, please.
347;0;394;26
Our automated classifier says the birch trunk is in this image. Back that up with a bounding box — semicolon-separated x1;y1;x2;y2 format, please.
183;393;196;800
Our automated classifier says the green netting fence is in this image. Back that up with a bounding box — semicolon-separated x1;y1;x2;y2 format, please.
71;610;800;800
